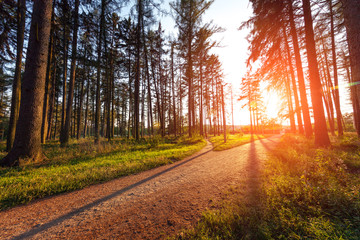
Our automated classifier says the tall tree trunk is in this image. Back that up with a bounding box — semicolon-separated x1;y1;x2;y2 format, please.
159;64;165;137
285;73;296;133
287;0;313;137
95;0;105;143
302;0;331;147
1;0;53;167
83;78;90;138
151;51;162;136
329;0;343;136
53;90;60;139
187;1;194;138
283;24;304;134
61;0;68;135
231;86;235;133
134;0;142;141
127;51;133;139
199;58;204;136
103;33;111;141
141;73;146;137
111;51;115;138
7;0;26;151
41;0;55;144
171;44;177;137
341;0;360;136
60;0;79;145
179;70;183;135
321;47;336;135
47;49;57;140
221;84;226;143
142;24;154;136
77;49;86;139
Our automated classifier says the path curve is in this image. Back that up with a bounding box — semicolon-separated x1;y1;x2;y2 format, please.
0;135;281;240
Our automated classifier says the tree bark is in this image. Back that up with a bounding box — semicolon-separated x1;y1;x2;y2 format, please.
302;0;331;147
47;47;57;140
285;73;296;133
171;44;177;137
61;0;69;135
95;0;105;143
341;0;360;136
321;44;335;135
134;0;142;141
41;0;55;144
187;0;194;138
282;24;304;134
287;0;313;137
142;23;154;137
221;84;226;143
77;50;86;139
7;0;26;152
329;0;343;136
60;0;79;145
1;0;53;167
83;76;90;138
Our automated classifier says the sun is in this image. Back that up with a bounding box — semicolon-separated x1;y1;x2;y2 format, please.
263;91;284;119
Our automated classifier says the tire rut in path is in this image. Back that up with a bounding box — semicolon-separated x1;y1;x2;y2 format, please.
0;135;281;240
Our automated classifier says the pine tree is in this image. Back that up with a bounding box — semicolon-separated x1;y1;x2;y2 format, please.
7;0;26;151
301;0;331;147
1;0;53;166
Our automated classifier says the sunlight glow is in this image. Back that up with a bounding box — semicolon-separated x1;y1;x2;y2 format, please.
264;92;283;119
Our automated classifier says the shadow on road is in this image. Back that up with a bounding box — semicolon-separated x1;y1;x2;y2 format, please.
11;147;214;240
246;135;261;207
240;135;279;238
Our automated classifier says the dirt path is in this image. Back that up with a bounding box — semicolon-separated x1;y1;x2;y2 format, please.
0;135;281;240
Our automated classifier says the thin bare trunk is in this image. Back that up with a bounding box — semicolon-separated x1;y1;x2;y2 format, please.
7;0;26;151
287;0;313;137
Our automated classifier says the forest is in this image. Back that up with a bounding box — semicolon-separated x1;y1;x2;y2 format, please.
0;0;358;165
0;0;360;239
0;0;231;167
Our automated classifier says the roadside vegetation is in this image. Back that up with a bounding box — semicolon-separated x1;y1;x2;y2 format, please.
0;136;206;211
209;134;268;151
177;134;360;239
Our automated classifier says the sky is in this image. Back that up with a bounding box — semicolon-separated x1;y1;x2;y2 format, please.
160;0;252;85
160;0;255;125
201;0;261;125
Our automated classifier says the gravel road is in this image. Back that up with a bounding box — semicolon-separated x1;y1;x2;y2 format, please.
0;135;281;240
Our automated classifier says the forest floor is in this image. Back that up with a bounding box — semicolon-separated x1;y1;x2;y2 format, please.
0;135;281;240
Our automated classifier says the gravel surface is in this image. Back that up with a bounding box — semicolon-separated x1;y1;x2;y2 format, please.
0;135;281;240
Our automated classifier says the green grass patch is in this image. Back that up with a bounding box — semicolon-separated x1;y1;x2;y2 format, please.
209;134;269;151
332;133;360;172
0;136;206;211
176;134;360;239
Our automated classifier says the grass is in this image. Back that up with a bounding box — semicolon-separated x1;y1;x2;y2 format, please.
176;134;360;239
0;136;206;211
209;134;268;151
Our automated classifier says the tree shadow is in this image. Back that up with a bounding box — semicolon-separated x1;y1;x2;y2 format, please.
10;147;214;240
257;135;274;151
238;135;270;239
245;135;261;208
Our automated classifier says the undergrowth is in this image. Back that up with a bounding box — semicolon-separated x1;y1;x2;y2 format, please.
176;134;360;239
0;136;206;211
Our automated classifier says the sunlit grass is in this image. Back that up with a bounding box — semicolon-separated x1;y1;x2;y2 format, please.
209;134;269;151
0;136;206;210
332;133;360;171
176;134;360;239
